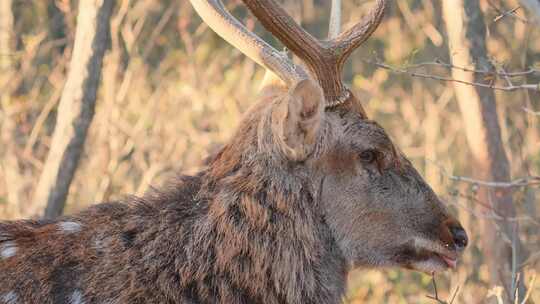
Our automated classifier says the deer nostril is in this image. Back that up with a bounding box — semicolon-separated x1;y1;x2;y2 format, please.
450;226;468;250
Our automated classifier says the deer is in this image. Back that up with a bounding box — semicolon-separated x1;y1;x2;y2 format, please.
0;0;468;303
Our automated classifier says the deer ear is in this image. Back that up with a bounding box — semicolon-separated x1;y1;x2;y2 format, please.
272;79;324;161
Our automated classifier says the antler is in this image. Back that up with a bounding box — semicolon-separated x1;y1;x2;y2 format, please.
190;0;387;112
241;0;387;110
189;0;309;87
328;0;342;39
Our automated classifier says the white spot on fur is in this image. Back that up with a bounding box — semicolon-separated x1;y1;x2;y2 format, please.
0;241;17;259
1;291;18;304
58;221;82;233
93;237;104;250
69;290;84;304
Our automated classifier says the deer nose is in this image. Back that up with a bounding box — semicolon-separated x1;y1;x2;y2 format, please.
449;225;468;251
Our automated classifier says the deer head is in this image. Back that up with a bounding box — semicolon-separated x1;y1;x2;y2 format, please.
191;0;467;275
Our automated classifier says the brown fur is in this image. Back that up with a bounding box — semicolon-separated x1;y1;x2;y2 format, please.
0;81;466;303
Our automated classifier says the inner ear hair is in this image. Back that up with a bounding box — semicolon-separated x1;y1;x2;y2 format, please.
272;79;324;161
290;79;324;120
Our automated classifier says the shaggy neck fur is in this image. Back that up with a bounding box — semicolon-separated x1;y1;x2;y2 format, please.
178;97;348;303
180;169;348;303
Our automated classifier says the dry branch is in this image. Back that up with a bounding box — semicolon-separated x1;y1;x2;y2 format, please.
488;0;530;23
366;60;540;92
426;274;460;304
403;59;539;77
31;0;115;219
447;173;540;188
442;1;528;301
523;107;540;116
0;0;23;217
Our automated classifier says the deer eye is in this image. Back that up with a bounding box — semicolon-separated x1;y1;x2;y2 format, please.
359;150;377;163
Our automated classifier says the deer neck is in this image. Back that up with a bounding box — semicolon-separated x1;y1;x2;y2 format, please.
191;162;349;303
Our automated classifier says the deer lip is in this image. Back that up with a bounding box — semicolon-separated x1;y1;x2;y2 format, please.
403;239;461;271
436;253;457;269
423;247;459;269
411;249;459;270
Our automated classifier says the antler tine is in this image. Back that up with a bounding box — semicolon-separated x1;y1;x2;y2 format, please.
331;0;387;70
328;0;342;39
189;0;308;87
241;0;387;110
241;0;325;79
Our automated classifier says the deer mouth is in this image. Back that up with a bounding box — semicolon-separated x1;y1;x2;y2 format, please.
437;253;457;269
395;238;460;273
417;249;458;270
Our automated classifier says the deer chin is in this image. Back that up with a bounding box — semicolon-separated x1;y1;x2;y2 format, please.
394;238;460;274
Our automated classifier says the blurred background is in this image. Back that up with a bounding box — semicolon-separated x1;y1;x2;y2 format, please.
0;0;538;303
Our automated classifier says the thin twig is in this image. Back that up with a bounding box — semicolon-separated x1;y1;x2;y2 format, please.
446;197;540;226
449;189;498;211
494;6;521;23
426;274;446;303
499;66;516;88
432;274;439;300
431;161;540;188
404;59;539;77
448;285;460;304
520;273;536;304
512;265;520;303
447;174;540;188
366;60;540;92
520;250;540;267
523;107;540;116
426;274;461;304
487;0;530;23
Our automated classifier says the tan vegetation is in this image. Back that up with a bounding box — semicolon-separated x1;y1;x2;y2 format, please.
0;0;538;302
